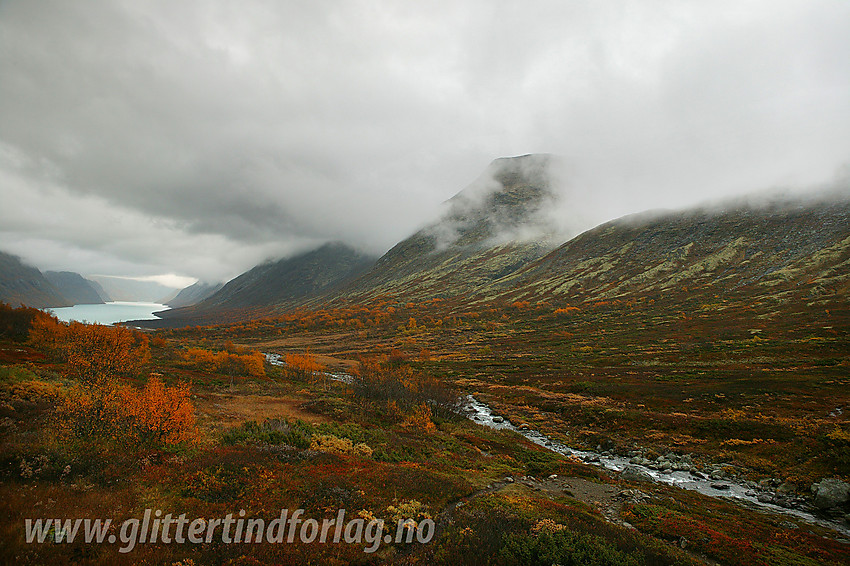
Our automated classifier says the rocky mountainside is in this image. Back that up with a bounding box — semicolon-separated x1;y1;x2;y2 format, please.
488;192;850;305
0;252;70;308
166;281;223;308
44;271;108;305
332;154;561;302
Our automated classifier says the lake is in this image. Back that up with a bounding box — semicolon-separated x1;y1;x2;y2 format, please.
48;301;171;326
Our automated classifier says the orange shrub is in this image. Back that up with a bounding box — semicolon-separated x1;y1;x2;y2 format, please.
402;402;436;433
554;306;580;316
284;353;325;380
182;347;220;372
30;317;150;383
181;347;266;378
56;376;196;447
119;376;197;445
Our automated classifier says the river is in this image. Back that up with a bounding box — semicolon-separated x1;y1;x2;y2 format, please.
462;394;849;537
264;352;848;537
48;301;170;326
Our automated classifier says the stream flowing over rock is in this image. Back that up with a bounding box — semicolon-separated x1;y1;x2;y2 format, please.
460;394;850;538
262;355;850;539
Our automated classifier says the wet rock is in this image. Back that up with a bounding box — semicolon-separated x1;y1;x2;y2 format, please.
813;478;850;510
710;470;724;480
711;483;730;491
690;470;706;479
504;476;514;483
758;494;774;504
621;465;655;483
776;482;796;496
491;416;504;423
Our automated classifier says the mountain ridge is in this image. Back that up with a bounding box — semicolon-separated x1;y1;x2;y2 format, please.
484;192;850;306
326;154;561;303
44;271;109;305
0;252;71;308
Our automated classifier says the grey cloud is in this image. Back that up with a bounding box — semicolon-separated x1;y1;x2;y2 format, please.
1;0;848;283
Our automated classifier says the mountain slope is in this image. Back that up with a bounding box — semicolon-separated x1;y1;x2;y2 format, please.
0;252;70;308
332;154;561;302
166;281;223;308
489;192;850;305
44;271;107;305
154;243;377;323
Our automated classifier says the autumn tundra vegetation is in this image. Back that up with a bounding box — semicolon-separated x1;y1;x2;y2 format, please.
1;296;849;565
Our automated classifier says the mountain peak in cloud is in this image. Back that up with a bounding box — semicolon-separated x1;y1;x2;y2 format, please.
429;153;561;250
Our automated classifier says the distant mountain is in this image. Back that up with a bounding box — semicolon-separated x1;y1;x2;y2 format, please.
489;192;850;305
201;243;376;308
166;281;223;308
88;275;175;303
332;154;560;302
145;154;850;329
87;279;111;302
155;243;377;322
44;271;108;305
0;252;70;308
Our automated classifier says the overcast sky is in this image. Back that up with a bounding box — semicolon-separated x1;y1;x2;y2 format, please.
1;0;849;287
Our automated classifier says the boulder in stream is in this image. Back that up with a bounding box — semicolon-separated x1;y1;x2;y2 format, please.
621;465;655;483
813;478;850;510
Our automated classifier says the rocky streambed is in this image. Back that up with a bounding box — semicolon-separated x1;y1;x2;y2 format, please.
263;353;849;537
462;395;850;538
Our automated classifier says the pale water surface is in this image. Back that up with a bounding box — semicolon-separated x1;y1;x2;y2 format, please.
48;301;170;326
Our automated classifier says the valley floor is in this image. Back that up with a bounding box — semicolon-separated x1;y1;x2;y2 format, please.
1;292;849;565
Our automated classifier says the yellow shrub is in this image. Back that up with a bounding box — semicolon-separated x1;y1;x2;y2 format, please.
531;518;566;536
352;443;373;459
310;433;353;454
309;434;372;458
